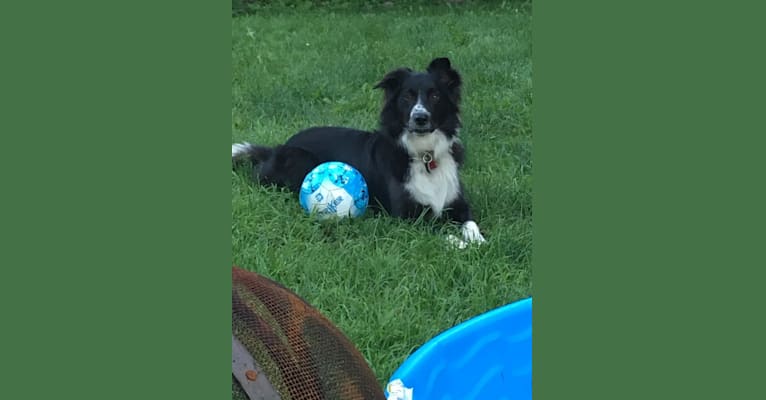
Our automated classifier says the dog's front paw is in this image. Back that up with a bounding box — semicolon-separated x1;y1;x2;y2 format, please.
446;221;486;250
461;220;486;244
232;142;253;160
446;234;468;250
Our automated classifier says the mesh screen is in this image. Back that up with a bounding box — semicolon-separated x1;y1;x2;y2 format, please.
232;266;385;400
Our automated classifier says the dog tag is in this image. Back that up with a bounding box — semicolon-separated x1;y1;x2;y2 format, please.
422;152;437;173
428;159;438;171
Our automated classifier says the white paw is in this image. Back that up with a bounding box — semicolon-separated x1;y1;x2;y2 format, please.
446;234;468;250
232;142;252;159
446;221;486;250
461;220;486;244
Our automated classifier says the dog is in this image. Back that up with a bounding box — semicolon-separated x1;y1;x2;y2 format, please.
232;57;486;247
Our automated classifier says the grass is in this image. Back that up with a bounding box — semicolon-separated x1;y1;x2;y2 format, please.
231;1;532;390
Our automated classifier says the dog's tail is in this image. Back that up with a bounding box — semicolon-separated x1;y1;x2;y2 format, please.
231;142;273;165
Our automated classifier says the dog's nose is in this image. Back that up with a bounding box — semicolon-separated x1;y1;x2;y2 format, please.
413;112;429;126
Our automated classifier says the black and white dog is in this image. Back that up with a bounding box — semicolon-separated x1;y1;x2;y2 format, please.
232;57;485;247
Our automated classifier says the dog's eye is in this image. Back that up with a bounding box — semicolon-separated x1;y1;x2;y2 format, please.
430;92;440;102
403;91;416;102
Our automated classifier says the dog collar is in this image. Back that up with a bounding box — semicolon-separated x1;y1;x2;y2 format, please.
421;151;437;173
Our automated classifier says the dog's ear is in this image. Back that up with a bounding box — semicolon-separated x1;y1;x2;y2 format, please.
374;67;411;100
427;57;462;101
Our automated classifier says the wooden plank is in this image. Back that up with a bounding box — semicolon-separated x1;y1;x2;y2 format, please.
232;335;281;400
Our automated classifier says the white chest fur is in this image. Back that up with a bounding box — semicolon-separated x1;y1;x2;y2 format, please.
400;130;461;216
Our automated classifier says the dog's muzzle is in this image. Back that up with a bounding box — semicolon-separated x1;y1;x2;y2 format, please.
409;103;432;133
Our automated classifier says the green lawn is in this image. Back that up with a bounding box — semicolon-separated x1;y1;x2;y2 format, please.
232;2;532;390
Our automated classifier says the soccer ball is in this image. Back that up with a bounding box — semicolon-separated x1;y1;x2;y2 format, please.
299;161;369;219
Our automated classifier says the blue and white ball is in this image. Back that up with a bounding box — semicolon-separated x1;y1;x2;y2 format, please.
299;161;369;219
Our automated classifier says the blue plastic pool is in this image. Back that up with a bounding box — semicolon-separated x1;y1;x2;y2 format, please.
386;298;532;400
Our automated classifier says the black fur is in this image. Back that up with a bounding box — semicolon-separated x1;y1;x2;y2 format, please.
233;57;479;226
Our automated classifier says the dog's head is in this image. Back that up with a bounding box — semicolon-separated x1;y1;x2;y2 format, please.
374;57;462;140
